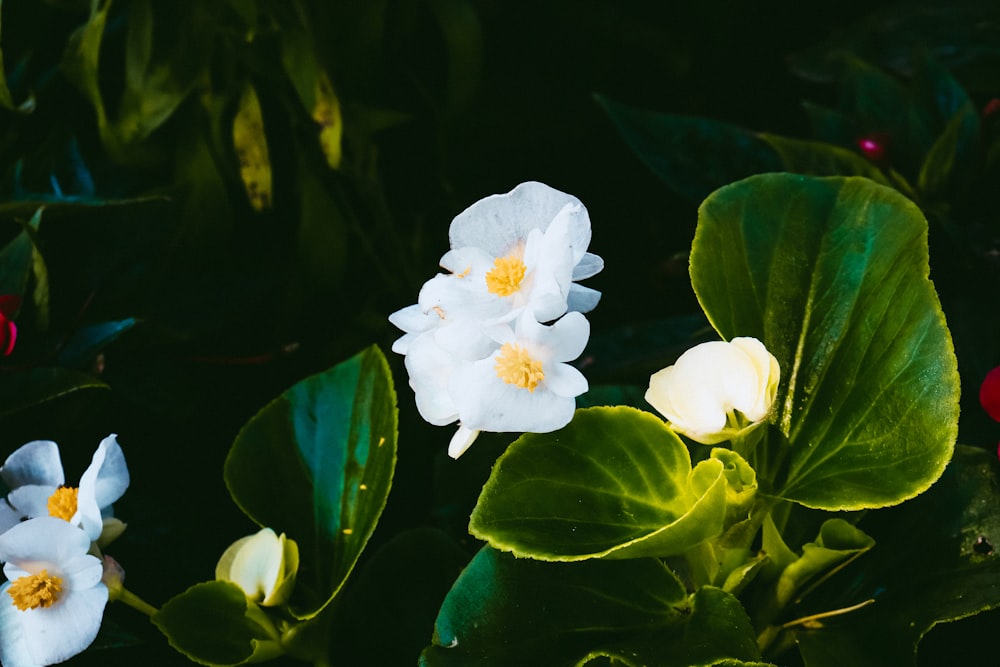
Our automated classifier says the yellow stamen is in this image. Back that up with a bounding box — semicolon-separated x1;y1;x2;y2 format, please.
485;254;527;297
494;343;544;391
9;569;62;611
47;487;78;522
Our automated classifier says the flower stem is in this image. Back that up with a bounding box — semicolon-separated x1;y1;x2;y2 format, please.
116;587;159;617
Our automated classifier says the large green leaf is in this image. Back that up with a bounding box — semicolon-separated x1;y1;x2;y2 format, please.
469;406;736;561
784;446;1000;667
596;95;782;202
420;547;767;667
691;174;959;510
224;345;397;618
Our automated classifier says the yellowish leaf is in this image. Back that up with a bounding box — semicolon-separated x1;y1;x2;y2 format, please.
312;71;343;170
233;84;272;211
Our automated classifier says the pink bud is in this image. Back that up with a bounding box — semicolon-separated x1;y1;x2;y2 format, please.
856;133;889;163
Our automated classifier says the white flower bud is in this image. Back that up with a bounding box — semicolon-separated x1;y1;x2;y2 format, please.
645;337;779;444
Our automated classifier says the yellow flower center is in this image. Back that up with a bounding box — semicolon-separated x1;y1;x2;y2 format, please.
47;486;79;522
494;343;544;391
8;569;63;611
485;253;527;297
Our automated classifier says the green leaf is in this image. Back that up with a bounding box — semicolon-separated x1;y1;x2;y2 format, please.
785;446;1000;667
469;406;733;561
0;230;34;298
838;58;938;172
63;0;113;146
224;345;397;619
775;519;874;605
758;134;914;197
421;547;767;667
787;5;1000;94
0;367;107;419
151;580;271;667
0;207;49;329
0;0;33;113
114;0;209;148
597;587;771;667
56;318;137;369
917;102;981;200
329;527;470;666
596;95;782;201
427;0;484;112
295;151;346;289
691;174;959;510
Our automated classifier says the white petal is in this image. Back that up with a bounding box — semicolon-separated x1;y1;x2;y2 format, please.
516;311;590;363
433;319;496;361
730;337;780;419
419;272;506;325
567;284;601;314
0;500;24;535
546;200;592;265
450;358;576;433
388;304;440;352
522;226;574;322
21;583;107;666
0;581;41;667
7;486;58;520
391;332;417;355
543;362;588;398
447;425;481;459
217;529;283;602
89;435;130;509
572;252;604;281
62;553;105;591
74;435;129;542
404;335;461;426
1;442;64;489
449;182;586;257
645;339;774;444
439;246;493;276
0;517;92;566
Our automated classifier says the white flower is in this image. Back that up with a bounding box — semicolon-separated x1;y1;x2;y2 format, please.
439;180;603;322
447;312;590;457
645;337;780;445
216;528;299;607
0;517;109;667
388;181;603;353
0;435;129;543
388;182;602;459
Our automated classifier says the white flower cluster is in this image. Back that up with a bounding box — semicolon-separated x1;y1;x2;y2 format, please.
390;182;603;458
0;435;129;666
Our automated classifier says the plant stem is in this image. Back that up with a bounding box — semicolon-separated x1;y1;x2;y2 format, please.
117;587;159;617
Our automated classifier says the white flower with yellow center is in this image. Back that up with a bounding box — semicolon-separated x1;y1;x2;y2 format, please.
0;517;109;667
435;180;603;324
0;435;129;544
645;337;780;445
388;181;603;354
216;527;299;607
446;311;590;458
